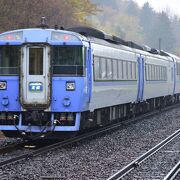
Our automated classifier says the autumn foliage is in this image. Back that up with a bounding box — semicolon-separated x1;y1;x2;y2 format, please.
0;0;97;32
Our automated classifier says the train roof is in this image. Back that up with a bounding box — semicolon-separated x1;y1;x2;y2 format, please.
67;26;170;57
164;52;180;62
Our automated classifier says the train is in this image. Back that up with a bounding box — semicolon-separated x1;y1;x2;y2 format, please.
0;22;180;139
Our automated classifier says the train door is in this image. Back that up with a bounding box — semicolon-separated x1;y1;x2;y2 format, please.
137;55;145;102
87;43;92;103
20;45;51;108
169;58;176;95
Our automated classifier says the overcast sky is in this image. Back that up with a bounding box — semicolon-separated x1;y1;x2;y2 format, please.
133;0;180;17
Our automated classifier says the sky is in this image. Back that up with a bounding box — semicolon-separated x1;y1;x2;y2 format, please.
133;0;180;17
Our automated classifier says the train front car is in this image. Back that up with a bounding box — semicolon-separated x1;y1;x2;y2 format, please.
0;28;91;138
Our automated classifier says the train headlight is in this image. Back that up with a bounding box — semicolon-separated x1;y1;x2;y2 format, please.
0;31;23;41
0;81;7;90
66;81;75;91
51;32;80;41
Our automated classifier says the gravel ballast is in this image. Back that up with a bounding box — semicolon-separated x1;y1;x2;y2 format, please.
0;137;22;149
0;107;180;180
123;136;180;180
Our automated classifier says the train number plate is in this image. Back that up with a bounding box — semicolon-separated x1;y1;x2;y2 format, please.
29;82;43;92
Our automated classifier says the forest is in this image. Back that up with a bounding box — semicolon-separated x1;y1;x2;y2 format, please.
0;0;180;55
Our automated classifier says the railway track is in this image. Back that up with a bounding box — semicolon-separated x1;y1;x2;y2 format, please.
0;140;50;166
0;141;28;155
163;161;180;180
0;103;179;170
107;129;180;180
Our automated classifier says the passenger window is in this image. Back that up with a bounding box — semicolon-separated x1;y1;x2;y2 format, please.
145;64;148;80
118;60;123;80
107;59;112;80
132;62;136;80
100;58;107;80
94;56;100;80
123;61;127;80
128;61;132;80
113;60;118;80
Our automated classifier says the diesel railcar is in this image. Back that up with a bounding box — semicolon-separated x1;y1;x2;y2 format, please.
0;25;180;139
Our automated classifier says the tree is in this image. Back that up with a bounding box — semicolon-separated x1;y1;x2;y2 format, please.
149;12;174;52
126;1;139;17
66;0;99;24
0;0;98;33
139;2;156;45
90;6;144;43
171;16;180;55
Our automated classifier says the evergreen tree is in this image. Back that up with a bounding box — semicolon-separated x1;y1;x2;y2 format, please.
171;16;180;54
126;1;139;17
149;12;174;52
139;2;156;45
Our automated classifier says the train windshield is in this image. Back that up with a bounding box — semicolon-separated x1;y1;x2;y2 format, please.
52;45;86;76
0;46;20;75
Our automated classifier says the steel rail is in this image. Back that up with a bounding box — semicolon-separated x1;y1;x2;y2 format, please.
0;141;28;155
40;176;61;179
0;118;137;168
107;129;180;180
0;103;180;168
163;161;180;180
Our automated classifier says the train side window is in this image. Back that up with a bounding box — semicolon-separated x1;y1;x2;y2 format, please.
107;59;112;80
150;65;152;80
155;66;157;80
112;60;118;80
156;66;158;80
118;60;123;80
162;66;164;80
135;62;137;80
145;64;148;81
165;67;167;80
132;62;136;80
94;56;100;80
162;67;165;80
176;62;179;75
163;67;165;80
148;64;150;81
164;67;166;80
101;58;106;80
126;61;129;80
161;66;166;81
130;62;133;80
155;65;157;80
0;45;20;75
158;66;161;80
176;62;180;75
152;65;155;80
127;61;132;80
153;65;155;80
159;66;162;80
158;66;160;80
122;61;127;80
